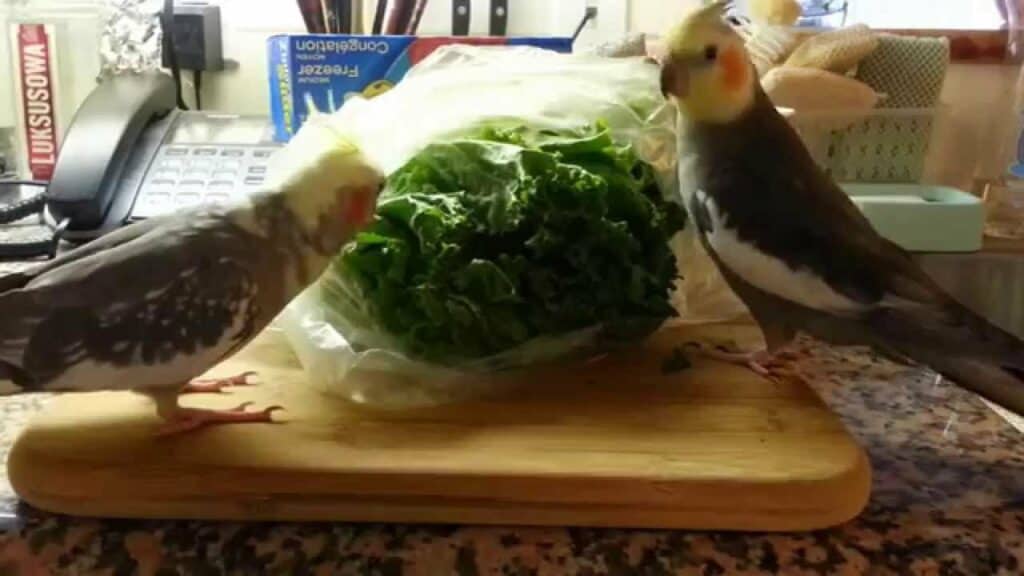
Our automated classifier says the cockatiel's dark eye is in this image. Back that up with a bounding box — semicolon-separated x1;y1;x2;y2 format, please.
704;45;718;61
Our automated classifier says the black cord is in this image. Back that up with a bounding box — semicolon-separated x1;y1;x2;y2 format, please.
161;0;188;110
0;180;46;188
0;180;46;187
0;180;46;225
572;7;597;43
193;69;202;110
0;236;57;260
0;180;63;260
0;193;45;225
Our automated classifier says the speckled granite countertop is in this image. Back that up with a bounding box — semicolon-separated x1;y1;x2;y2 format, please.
0;337;1021;575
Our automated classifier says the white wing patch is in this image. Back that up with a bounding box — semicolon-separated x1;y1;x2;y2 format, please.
696;189;867;314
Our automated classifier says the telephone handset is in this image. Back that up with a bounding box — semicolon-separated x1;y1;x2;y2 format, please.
45;72;177;238
0;71;282;257
43;72;281;245
35;71;280;243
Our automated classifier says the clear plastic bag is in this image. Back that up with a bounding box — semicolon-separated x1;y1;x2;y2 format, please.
276;44;741;408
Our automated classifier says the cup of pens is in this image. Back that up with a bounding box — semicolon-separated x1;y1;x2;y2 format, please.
295;0;434;35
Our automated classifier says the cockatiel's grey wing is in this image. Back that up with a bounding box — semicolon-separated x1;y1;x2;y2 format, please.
690;102;921;307
0;207;264;392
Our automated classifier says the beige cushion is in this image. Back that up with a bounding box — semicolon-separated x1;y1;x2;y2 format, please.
741;23;801;77
784;24;879;74
762;67;879;112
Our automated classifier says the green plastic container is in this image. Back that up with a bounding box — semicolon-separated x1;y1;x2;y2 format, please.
842;184;984;253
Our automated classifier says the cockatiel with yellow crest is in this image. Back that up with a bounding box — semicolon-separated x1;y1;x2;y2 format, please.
0;113;383;436
661;1;1024;416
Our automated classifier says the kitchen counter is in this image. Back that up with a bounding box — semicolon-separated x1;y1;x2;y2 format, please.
0;334;1022;575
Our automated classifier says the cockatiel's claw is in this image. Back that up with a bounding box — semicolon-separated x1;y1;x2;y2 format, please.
181;371;259;394
688;343;807;383
689;344;773;375
155;402;284;437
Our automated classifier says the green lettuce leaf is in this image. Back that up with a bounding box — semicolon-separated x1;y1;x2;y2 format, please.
325;122;687;364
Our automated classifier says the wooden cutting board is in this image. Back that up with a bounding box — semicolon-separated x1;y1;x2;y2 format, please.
8;323;870;531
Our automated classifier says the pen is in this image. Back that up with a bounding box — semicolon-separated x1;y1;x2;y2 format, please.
406;0;429;34
296;0;327;33
385;0;413;35
373;0;389;34
320;0;332;32
333;0;352;34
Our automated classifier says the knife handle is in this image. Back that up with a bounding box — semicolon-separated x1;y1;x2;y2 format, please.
452;0;471;36
490;0;508;36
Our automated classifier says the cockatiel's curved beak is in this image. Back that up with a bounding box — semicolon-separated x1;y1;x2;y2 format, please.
660;58;689;100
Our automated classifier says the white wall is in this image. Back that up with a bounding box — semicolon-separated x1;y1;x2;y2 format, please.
0;0;629;136
196;0;305;114
0;0;659;119
201;0;628;114
0;0;104;131
0;0;104;175
0;0;1017;187
629;0;700;36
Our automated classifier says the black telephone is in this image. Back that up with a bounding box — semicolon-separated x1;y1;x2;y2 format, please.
0;72;282;255
45;72;178;240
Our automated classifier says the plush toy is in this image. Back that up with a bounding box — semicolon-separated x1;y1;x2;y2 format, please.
747;0;802;26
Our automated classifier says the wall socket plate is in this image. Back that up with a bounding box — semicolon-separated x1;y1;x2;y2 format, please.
553;0;628;45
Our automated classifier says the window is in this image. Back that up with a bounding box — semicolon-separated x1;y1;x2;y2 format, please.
843;0;1005;30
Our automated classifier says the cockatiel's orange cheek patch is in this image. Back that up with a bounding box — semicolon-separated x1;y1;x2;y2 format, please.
720;45;748;93
343;187;377;227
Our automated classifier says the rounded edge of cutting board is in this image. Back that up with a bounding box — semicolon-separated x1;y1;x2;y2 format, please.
6;324;875;531
7;424;874;531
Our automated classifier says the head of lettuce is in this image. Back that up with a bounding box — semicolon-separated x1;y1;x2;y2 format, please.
319;121;687;367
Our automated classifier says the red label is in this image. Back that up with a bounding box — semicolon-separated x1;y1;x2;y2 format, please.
17;24;59;181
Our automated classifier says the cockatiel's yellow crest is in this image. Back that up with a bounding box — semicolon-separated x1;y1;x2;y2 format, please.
661;1;757;124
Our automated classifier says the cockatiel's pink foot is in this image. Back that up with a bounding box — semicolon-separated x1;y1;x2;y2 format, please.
180;371;258;394
687;343;807;383
155;402;284;437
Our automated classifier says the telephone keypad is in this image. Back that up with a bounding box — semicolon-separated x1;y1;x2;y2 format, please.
132;144;280;219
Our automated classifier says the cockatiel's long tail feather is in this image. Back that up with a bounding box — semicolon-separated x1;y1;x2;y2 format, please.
864;296;1024;413
906;347;1024;416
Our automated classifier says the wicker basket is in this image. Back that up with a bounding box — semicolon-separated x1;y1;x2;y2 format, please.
784;106;945;183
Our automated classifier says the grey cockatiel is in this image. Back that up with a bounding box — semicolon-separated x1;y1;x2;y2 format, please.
0;115;383;435
660;2;1024;416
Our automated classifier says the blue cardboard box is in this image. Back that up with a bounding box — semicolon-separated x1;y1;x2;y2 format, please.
267;35;574;142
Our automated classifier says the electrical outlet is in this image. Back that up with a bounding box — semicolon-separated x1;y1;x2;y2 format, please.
585;0;600;29
553;0;627;43
162;1;224;72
